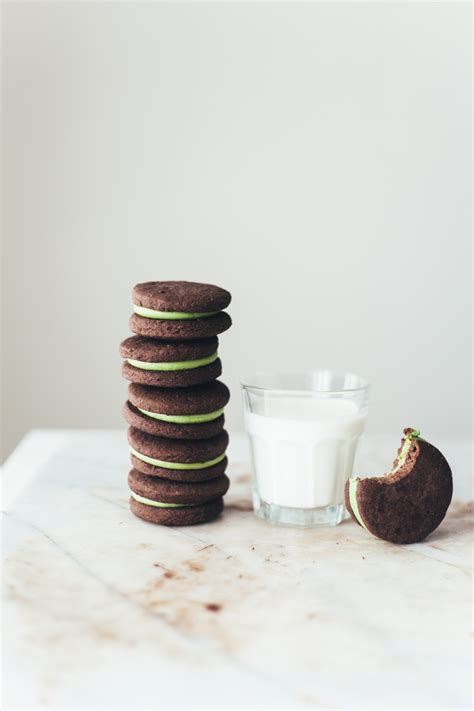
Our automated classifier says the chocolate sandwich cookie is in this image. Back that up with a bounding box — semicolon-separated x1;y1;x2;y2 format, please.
128;466;229;526
130;281;232;340
120;335;222;387
130;496;224;526
345;428;453;544
128;427;229;481
124;380;230;439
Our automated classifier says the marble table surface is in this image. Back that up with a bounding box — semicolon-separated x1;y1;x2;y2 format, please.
2;430;472;710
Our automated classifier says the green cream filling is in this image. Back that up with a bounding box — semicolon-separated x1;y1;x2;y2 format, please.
130;446;226;470
133;305;219;320
392;429;420;474
138;407;224;424
131;491;199;508
348;479;369;532
127;352;218;371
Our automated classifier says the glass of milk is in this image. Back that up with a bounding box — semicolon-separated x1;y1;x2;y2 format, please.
241;370;369;527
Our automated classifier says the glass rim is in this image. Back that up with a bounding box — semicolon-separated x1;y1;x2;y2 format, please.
240;368;370;395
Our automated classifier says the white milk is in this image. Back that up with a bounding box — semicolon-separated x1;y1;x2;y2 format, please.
246;397;366;509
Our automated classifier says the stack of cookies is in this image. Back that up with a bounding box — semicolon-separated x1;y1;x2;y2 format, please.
120;281;232;526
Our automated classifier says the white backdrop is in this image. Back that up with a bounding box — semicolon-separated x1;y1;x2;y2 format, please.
2;1;471;460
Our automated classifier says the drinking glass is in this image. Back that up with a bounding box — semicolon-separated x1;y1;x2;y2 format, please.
241;370;369;527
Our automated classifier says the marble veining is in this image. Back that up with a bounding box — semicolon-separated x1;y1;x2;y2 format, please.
2;430;472;710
